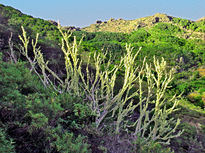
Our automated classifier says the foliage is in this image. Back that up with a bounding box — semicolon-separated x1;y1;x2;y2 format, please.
134;137;173;153
187;92;205;108
90;31;128;42
152;23;181;33
129;29;151;42
0;128;15;153
173;17;205;32
170;122;205;153
0;53;92;152
0;60;44;115
51;126;91;153
73;31;96;41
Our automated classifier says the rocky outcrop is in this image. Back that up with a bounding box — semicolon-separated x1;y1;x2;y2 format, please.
48;20;58;26
96;20;102;24
152;13;173;22
197;17;205;22
63;26;81;31
83;13;175;33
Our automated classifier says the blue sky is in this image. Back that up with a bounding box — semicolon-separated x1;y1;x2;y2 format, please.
1;0;205;27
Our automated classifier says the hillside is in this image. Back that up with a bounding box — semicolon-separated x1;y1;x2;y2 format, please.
0;3;205;153
82;13;174;32
82;13;205;41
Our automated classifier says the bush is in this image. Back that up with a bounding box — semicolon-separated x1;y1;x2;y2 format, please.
73;31;96;41
51;127;91;153
129;29;151;42
91;31;128;42
0;128;15;153
172;18;192;28
134;137;173;153
152;23;181;33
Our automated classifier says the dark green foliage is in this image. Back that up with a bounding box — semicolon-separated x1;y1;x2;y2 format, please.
134;137;173;153
91;31;128;42
0;128;15;153
73;31;96;41
0;55;92;152
25;93;63;120
0;61;44;118
173;75;205;95
51;126;91;153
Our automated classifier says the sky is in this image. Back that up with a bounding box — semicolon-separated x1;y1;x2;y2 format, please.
0;0;205;28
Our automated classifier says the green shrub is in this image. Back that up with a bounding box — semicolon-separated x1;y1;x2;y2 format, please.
29;112;49;128
91;31;128;42
129;29;151;42
0;128;15;153
133;137;173;153
74;103;93;119
0;61;45;118
152;23;181;33
73;31;96;41
25;93;63;120
51;126;91;153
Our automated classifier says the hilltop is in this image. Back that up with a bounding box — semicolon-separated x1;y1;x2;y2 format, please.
82;13;205;40
82;13;203;32
82;13;174;32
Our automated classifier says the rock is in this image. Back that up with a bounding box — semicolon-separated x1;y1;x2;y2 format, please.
197;17;205;22
96;20;102;24
153;13;173;23
152;17;160;24
108;18;115;22
63;26;81;31
48;20;58;26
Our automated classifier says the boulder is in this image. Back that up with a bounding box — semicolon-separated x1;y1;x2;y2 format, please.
96;20;102;24
48;20;58;26
63;26;81;31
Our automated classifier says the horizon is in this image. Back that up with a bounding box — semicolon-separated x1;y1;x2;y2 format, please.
0;0;205;28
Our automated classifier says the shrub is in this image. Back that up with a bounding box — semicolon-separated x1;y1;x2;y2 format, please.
0;128;15;153
51;129;91;153
91;31;128;42
152;23;181;33
129;29;151;42
134;137;173;153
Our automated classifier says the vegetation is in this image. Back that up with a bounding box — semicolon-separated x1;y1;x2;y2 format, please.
0;128;15;153
0;3;205;153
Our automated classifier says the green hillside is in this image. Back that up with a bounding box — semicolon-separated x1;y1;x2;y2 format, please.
0;3;205;153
